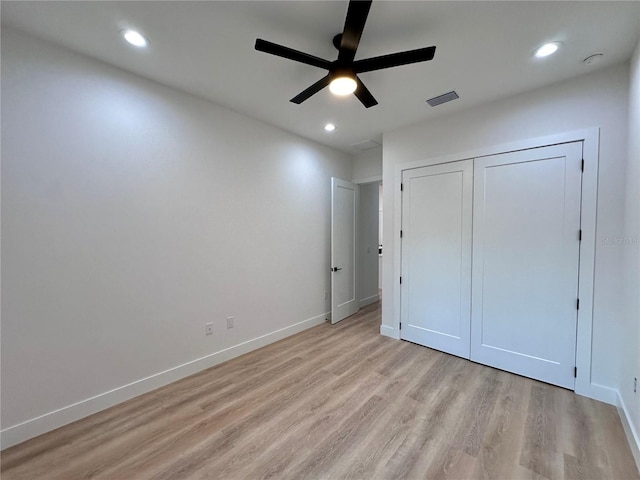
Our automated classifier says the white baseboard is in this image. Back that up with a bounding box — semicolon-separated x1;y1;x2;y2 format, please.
359;294;380;308
618;391;640;473
380;325;399;339
575;382;618;405
0;312;328;450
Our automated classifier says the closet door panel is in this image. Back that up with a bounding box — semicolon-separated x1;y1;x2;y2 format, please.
470;142;582;389
400;160;473;358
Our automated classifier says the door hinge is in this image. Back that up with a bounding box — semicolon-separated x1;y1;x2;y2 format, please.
399;322;402;330
576;298;580;310
578;229;582;241
581;159;584;172
400;230;403;238
400;277;402;285
400;183;404;192
574;366;577;378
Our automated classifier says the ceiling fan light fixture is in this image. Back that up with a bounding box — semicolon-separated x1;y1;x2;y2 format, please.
329;76;357;96
255;0;435;108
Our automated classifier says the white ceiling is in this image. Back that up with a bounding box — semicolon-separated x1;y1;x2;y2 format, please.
2;1;639;154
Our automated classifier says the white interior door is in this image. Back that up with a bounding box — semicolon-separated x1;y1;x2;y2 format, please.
471;142;582;389
331;178;359;324
400;160;473;358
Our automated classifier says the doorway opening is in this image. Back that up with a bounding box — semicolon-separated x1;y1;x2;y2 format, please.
358;180;382;308
330;177;381;324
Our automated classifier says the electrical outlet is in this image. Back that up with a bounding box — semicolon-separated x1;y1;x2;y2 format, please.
324;291;329;301
227;316;234;329
634;377;637;393
205;322;213;335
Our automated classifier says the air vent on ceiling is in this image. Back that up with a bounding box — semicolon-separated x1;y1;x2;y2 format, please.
351;139;382;151
427;91;459;107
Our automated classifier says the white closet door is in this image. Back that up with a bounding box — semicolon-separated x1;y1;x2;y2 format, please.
471;142;582;389
400;160;473;358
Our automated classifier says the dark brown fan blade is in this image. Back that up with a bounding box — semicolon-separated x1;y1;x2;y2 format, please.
354;46;436;73
354;76;378;108
338;0;372;63
290;75;332;104
255;39;332;70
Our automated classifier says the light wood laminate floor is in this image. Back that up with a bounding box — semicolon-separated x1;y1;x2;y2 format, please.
2;302;638;479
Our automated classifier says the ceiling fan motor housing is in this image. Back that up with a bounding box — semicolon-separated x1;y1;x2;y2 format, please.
332;34;343;50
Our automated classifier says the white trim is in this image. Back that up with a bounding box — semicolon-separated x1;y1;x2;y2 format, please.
393;158;403;344
380;325;399;339
352;175;382;185
573;129;599;399
396;128;597;173
0;311;328;450
392;128;602;401
581;383;618;405
618;391;640;473
359;294;380;308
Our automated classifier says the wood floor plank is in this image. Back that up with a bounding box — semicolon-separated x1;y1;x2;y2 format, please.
381;385;464;479
519;383;564;480
558;388;612;479
476;371;530;479
595;400;640;480
2;302;638;480
189;371;383;479
233;371;391;480
421;373;501;479
427;445;481;480
335;395;423;479
454;376;502;457
97;368;337;479
148;369;338;480
330;350;448;479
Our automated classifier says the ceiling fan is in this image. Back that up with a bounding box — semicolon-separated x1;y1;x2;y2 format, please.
254;0;436;108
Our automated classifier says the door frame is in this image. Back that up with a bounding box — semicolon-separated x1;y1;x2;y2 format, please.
390;128;608;403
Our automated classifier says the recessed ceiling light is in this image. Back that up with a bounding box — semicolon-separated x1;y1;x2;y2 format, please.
122;29;148;48
534;42;561;58
324;123;336;132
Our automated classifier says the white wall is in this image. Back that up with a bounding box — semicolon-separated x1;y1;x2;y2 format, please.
619;38;640;463
357;182;379;307
0;28;352;447
382;63;629;395
352;148;382;182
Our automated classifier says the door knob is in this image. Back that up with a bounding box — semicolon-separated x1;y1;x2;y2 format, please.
331;267;343;272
